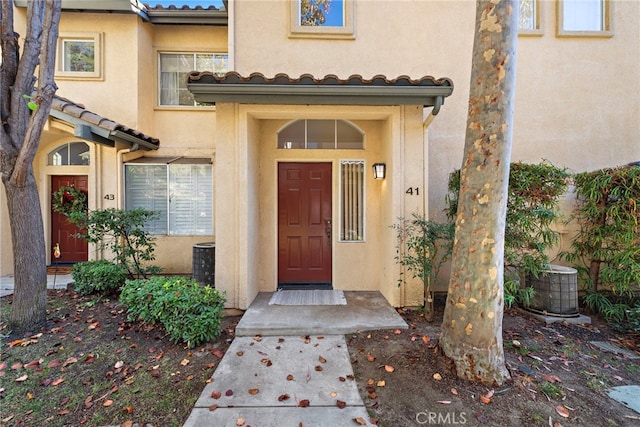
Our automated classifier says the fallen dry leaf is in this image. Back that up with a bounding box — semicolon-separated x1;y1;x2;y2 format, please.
377;380;386;387
353;417;367;425
286;374;294;381
209;404;218;411
211;391;221;399
114;360;124;369
225;389;234;397
384;365;395;373
319;356;327;363
394;329;402;335
337;399;347;408
103;399;113;407
330;391;337;397
15;375;28;382
278;393;290;401
422;335;431;344
24;360;41;369
366;354;376;362
437;400;452;404
541;374;562;383
556;405;570;418
433;373;442;381
236;417;245;426
123;405;134;414
180;359;190;366
248;388;259;395
298;399;310;407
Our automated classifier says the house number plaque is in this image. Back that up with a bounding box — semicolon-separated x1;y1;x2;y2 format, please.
405;187;420;196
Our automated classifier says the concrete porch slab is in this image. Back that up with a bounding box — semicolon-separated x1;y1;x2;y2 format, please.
235;291;408;337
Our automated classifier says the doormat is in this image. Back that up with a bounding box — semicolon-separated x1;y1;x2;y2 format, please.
268;290;347;306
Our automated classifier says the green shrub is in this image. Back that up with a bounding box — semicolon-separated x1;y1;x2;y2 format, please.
120;276;226;348
393;214;454;321
71;260;128;296
68;208;161;279
563;165;640;323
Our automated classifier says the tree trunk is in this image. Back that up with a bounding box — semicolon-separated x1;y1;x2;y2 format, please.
439;0;518;386
4;173;48;333
1;0;62;334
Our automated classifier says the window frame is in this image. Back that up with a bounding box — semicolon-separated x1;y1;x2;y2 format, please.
157;51;228;109
55;32;102;80
339;159;366;243
289;0;355;40
124;160;214;236
557;0;613;37
519;0;543;37
277;119;364;150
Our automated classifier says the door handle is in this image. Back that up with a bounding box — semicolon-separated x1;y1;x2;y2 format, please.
325;219;332;245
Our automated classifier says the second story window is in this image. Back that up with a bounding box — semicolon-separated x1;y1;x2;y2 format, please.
558;0;612;36
159;53;228;107
56;33;102;80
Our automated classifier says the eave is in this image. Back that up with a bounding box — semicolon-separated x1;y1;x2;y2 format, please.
49;95;160;151
187;72;454;108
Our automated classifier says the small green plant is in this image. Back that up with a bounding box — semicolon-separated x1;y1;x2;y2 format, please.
69;208;161;279
538;381;565;399
393;213;454;321
120;276;226;348
71;260;128;295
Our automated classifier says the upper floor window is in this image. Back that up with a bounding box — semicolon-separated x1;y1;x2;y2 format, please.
56;33;102;80
290;0;355;39
558;0;612;37
47;142;90;166
159;53;228;107
277;119;364;150
519;0;542;35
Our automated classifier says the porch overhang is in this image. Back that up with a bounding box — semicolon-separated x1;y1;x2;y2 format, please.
187;72;454;108
49;95;160;151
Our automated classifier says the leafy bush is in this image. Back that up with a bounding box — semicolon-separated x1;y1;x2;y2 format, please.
120;277;226;348
69;208;161;279
393;214;453;321
71;260;128;296
447;161;571;306
563;165;640;322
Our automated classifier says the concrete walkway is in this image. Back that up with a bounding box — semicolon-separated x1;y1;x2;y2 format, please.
0;274;73;297
184;291;408;427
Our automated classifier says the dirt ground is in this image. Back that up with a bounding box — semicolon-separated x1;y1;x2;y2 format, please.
2;289;640;426
347;297;640;427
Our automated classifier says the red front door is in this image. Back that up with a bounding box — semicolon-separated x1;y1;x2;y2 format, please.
51;175;88;263
278;163;332;287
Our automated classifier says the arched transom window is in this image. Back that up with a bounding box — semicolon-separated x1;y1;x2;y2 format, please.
277;119;364;149
47;142;90;165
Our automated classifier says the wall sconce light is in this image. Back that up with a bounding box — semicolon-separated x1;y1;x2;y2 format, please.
372;163;386;180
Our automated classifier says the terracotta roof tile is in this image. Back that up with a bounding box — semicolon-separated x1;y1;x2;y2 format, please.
51;95;160;148
143;4;223;11
188;71;453;88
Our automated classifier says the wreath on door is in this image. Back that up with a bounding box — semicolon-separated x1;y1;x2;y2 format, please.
52;186;88;217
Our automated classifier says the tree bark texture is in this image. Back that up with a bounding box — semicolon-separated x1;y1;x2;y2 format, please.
440;0;518;386
1;0;61;333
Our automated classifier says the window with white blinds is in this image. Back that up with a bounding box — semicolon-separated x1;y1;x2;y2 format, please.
340;160;365;242
125;162;213;235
